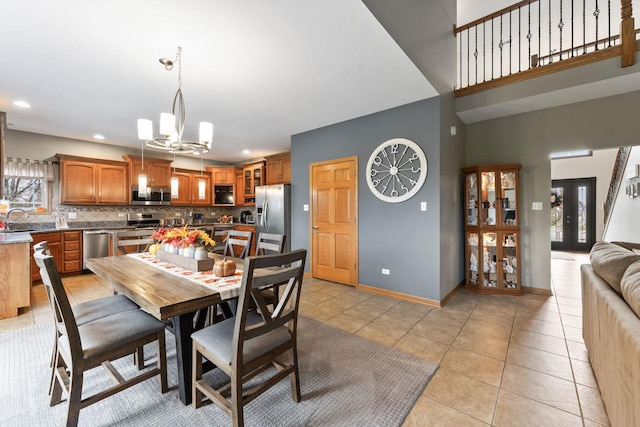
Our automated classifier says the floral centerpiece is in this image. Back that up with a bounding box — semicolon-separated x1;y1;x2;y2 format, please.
150;226;215;258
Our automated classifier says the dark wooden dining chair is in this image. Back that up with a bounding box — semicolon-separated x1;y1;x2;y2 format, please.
114;229;155;255
192;249;307;427
222;229;253;259
211;225;231;254
34;242;141;392
33;244;168;427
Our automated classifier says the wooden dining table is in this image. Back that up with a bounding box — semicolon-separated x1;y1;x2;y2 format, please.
86;253;242;405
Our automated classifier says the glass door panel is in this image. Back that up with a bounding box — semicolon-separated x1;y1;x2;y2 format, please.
500;171;517;226
483;232;498;288
551;178;595;252
466;173;478;226
467;232;479;286
481;172;496;226
502;232;518;289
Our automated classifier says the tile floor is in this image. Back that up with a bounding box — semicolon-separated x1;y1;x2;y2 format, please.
0;251;608;426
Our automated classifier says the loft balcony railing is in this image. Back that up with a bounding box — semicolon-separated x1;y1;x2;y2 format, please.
455;0;638;96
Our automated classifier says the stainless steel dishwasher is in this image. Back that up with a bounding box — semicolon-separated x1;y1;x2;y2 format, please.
82;230;110;270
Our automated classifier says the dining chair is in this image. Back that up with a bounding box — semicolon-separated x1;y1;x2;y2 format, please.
34;242;142;391
222;229;253;259
255;233;287;306
192;249;307;427
114;229;155;255
211;226;231;254
34;244;168;427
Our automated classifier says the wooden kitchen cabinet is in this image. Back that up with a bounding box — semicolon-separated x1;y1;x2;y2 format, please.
62;230;82;273
123;154;172;187
242;162;264;205
235;168;244;206
58;155;128;205
171;170;212;206
206;166;235;184
265;152;291;184
0;241;31;319
30;231;63;283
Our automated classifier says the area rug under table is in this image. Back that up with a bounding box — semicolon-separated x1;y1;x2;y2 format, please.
0;316;438;427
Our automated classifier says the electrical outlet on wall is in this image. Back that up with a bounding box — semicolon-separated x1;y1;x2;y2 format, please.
382;268;390;275
68;212;77;219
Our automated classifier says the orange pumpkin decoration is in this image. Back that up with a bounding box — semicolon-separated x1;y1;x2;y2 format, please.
214;258;236;277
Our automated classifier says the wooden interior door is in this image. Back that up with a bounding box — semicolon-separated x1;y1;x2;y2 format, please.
311;157;358;286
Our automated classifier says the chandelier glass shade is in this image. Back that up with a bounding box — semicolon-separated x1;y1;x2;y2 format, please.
137;47;213;155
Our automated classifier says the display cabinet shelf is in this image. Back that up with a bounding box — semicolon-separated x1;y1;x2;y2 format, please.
463;164;522;295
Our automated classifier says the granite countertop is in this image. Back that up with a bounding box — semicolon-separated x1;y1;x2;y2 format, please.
0;232;34;245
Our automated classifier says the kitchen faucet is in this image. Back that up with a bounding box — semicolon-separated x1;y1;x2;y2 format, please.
3;208;29;231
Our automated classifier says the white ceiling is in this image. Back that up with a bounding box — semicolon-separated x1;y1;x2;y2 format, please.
0;0;439;163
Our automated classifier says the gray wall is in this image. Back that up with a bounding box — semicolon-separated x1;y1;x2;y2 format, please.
291;98;445;301
466;90;640;291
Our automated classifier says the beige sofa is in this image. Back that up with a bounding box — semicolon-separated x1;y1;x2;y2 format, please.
582;241;640;427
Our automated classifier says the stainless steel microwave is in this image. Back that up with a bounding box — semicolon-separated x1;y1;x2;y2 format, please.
131;186;171;206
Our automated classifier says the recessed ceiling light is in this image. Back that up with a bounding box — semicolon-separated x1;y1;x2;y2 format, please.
13;100;31;108
243;149;250;154
93;134;105;140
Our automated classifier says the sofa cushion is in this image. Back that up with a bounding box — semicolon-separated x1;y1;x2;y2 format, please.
590;241;640;295
621;261;640;317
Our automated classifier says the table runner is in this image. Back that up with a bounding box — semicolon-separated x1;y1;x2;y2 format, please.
127;252;242;300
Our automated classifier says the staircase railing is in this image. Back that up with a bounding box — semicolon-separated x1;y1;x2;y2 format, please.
455;0;637;95
603;146;631;226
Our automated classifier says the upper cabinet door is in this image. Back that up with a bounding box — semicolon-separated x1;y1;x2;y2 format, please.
60;161;97;203
97;164;128;204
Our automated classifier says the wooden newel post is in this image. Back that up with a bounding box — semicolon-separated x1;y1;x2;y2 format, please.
621;0;635;67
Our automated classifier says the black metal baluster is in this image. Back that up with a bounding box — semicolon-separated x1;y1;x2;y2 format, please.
571;0;575;57
559;0;564;60
527;3;532;69
607;0;611;47
594;0;600;51
519;6;522;72
583;0;587;54
500;15;504;77
467;29;470;86
509;10;513;74
483;21;486;82
474;25;478;84
549;0;553;63
459;30;462;88
492;19;495;80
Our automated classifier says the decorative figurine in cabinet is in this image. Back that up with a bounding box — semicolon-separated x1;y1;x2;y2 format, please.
463;164;522;295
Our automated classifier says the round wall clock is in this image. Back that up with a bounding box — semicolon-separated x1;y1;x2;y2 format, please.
366;138;427;203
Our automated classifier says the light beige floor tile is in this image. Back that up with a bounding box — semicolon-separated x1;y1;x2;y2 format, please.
403;396;489;427
561;313;583;328
316;295;359;312
577;384;610;425
441;347;505;387
563;325;585;343
506;343;573;381
451;329;509;361
372;311;423;332
571;358;599;389
299;304;341;322
558;304;583;317
387;300;433;318
394;333;450;365
513;317;565;339
510;328;568;357
501;363;581;416
408;317;463;345
515;307;562;324
300;290;335;305
493;389;583;427
424;367;498;424
424;308;470;328
324;313;370;333
555;296;583;308
343;301;388;321
566;340;590;362
461;318;512;341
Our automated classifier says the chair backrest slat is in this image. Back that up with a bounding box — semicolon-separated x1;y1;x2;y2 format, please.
255;233;286;256
115;229;155;255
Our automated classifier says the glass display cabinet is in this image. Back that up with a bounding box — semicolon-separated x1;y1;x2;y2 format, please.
463;164;522;295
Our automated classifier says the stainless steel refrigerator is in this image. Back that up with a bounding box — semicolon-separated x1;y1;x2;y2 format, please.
255;184;291;252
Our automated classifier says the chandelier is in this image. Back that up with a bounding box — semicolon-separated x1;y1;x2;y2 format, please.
137;47;213;155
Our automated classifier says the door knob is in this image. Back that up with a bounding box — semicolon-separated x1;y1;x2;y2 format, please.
313;225;318;229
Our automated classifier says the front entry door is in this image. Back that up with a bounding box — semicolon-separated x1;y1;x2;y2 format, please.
551;178;596;252
310;156;358;286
